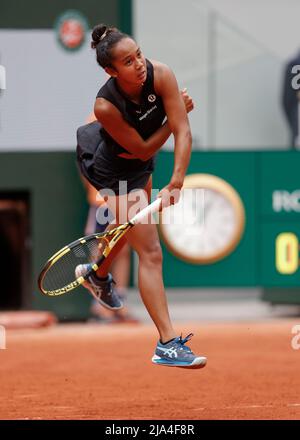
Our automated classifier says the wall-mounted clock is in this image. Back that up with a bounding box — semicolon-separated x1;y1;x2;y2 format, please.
159;173;245;264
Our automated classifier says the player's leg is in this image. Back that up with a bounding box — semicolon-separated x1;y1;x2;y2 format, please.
75;202;125;311
125;179;207;368
126;219;176;342
110;242;131;296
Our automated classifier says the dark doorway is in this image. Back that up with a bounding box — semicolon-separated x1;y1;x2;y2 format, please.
0;192;30;309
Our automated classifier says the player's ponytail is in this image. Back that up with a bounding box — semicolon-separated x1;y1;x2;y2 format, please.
91;24;129;68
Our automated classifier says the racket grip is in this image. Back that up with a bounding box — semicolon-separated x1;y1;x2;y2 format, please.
130;198;162;225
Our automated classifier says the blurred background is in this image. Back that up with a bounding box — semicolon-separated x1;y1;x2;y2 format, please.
0;0;299;323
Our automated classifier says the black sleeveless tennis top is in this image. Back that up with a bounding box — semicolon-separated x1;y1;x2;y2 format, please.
88;59;166;192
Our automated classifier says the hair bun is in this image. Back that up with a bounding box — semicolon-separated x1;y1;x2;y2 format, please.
91;24;107;49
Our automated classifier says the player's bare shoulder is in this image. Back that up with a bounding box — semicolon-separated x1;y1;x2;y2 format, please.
151;60;177;95
94;97;118;121
95;97;111;113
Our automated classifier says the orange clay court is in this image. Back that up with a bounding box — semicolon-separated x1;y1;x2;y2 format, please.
0;318;299;420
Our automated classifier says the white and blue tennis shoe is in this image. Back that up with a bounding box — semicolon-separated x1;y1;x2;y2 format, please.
75;264;123;311
152;333;207;369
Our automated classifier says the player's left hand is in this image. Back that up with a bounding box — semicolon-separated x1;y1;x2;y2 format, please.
181;88;194;114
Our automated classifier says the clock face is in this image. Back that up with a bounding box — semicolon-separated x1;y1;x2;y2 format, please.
159;174;245;264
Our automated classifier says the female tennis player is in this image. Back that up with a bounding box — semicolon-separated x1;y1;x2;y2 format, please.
77;24;207;368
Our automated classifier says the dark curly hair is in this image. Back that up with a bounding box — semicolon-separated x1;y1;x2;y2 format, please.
91;24;130;68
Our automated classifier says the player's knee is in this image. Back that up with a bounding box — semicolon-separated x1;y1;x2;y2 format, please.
140;241;162;265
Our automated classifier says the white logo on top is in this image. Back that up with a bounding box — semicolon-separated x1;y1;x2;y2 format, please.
148;94;156;103
138;105;157;121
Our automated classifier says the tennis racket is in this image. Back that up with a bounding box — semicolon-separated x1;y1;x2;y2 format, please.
38;198;161;296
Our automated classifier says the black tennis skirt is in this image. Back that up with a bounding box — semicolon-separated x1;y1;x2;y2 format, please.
76;122;153;196
78;157;152;196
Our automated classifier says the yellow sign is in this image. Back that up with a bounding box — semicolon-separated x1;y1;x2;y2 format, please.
275;233;299;274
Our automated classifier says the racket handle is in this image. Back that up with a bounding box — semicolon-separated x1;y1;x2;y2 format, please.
130;198;162;225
